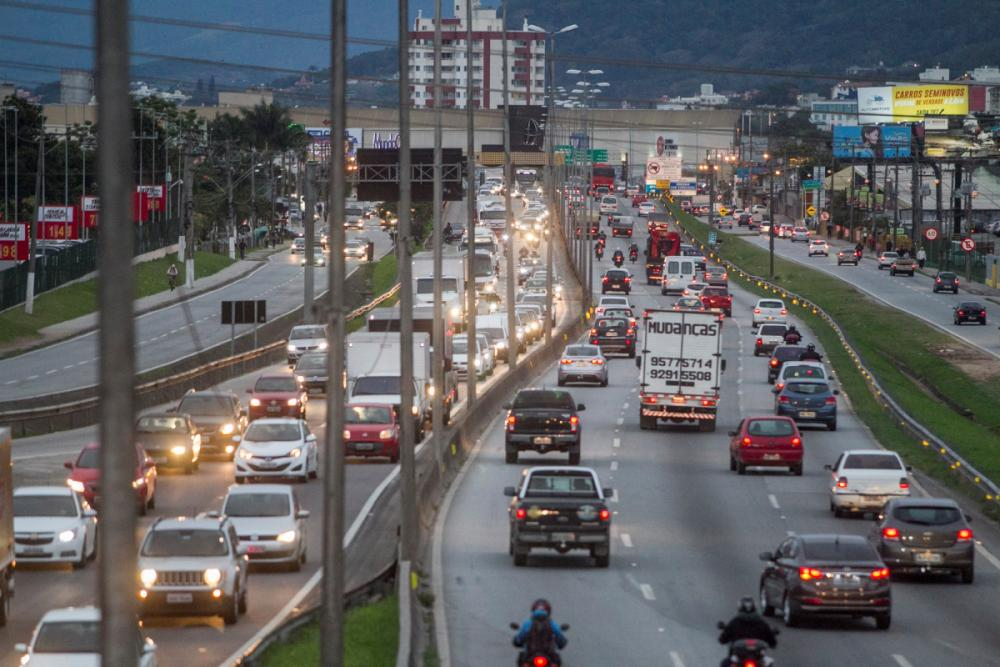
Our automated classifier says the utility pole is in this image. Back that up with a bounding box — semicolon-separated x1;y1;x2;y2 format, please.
320;0;347;663
544;31;556;343
226;143;236;260
96;1;138;664
431;0;445;472
182;151;195;288
25;132;42;314
250;147;256;234
464;0;477;405
768;159;778;279
501;0;517;367
303;161;316;323
707;152;716;228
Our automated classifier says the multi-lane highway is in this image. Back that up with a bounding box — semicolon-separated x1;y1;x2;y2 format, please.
437;198;1000;667
0;223;393;404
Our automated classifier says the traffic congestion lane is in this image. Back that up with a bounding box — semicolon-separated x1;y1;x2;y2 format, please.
737;229;1000;358
439;207;1000;667
0;221;392;403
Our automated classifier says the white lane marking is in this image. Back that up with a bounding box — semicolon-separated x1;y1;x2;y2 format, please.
616;417;624;425
620;533;633;548
63;364;74;370
609;489;619;504
612;437;621;448
26;375;38;380
893;655;915;667
639;583;655;601
622;402;629;410
3;380;15;385
669;651;686;667
45;369;57;375
610;461;618;471
975;543;1000;571
768;494;780;510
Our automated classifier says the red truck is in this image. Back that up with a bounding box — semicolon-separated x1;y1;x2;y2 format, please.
700;286;733;317
589;163;616;196
644;222;681;285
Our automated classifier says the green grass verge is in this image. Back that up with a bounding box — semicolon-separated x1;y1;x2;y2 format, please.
670;205;1000;515
347;253;400;334
258;595;398;667
0;251;234;345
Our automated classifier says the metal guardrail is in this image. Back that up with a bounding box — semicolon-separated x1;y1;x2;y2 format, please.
676;219;1000;507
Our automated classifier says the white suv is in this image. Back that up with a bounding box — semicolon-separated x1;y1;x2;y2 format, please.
808;239;829;256
752;298;788;327
16;606;157;666
222;484;309;572
137;515;249;625
286;324;329;365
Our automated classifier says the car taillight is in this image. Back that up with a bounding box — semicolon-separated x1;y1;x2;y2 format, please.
560;359;573;365
742;661;758;667
775;382;785;391
836;476;848;489
626;328;635;335
591;359;604;365
533;656;549;667
569;415;579;432
955;278;960;284
769;359;779;367
899;477;909;490
599;508;610;521
590;328;597;335
799;567;823;581
742;436;751;447
957;528;973;541
791;437;801;447
722;273;728;280
958;310;965;316
625;277;631;283
936;277;942;283
870;567;890;580
701;399;716;406
756;338;763;346
754;308;761;314
780;308;788;315
602;277;608;283
882;527;900;540
824;396;837;405
506;415;516;431
778;395;790;403
515;508;527;520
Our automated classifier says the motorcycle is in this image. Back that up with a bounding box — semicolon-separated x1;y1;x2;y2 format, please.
510;622;569;667
595;246;604;261
854;248;863;260
613;252;624;268
717;621;777;667
629;249;638;263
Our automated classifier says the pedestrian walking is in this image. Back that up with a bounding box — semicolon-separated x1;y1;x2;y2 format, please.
916;246;927;269
238;237;247;260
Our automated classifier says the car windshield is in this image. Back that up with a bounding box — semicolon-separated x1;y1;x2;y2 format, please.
747;420;795;437
32;621;100;653
141;529;228;557
346;405;393;424
353;376;401;396
177;395;233;416
479;326;504;340
525;473;598;498
255;376;299;392
244;422;301;442
565;346;598;357
136;416;188;433
473;255;493;277
452;338;469;354
223;493;291;518
604;309;633;318
75;448;100;469
844;453;903;470
417;277;458;295
882;252;898;258
512;390;575;410
893;505;962;526
783;364;827;379
939;272;956;279
290;327;325;340
601;297;627;306
522;295;545;306
606;271;628;279
759;324;787;336
959;302;983;309
786;382;830;395
14;495;78;517
801;539;877;562
759;301;784;309
295;354;326;372
675;298;701;308
597;318;626;328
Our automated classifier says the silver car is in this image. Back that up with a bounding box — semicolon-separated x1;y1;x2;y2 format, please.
222;484;309;571
557;344;608;387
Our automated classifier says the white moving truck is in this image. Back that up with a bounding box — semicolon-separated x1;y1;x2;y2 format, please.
636;309;725;432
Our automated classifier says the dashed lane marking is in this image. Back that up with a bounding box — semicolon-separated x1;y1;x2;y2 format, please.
609;489;619;504
975;543;1000;571
893;655;914;667
669;651;686;667
612;437;621;448
639;583;655;601
768;494;780;510
620;533;633;548
622;402;629;410
616;417;624;425
610;461;618;471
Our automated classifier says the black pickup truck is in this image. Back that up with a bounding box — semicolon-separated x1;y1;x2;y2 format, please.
505;466;613;567
503;389;585;465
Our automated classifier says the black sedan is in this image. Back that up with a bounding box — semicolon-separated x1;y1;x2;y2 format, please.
135;413;201;473
869;497;975;583
601;269;632;294
759;534;891;630
933;271;960;293
953;301;987;325
767;345;806;384
589;316;637;357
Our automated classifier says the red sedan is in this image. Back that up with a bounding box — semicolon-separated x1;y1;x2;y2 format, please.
248;373;308;421
65;443;157;514
700;287;733;317
344;403;400;463
728;416;803;476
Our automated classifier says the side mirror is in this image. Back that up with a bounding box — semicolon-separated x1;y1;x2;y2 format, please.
965;513;973;523
240;408;248;417
634;357;641;369
143;638;157;655
84;508;97;518
306;434;317;442
64;460;74;470
833;389;840;395
758;551;774;562
237;544;249;557
165;407;177;413
296;510;311;520
232;435;242;443
14;643;27;654
503;486;517;497
721;359;727;372
602;487;614;498
905;465;913;472
824;464;832;471
576;404;586;411
502;403;512;410
245;388;253;394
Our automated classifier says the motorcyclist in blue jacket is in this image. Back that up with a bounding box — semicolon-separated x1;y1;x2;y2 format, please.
513;599;567;664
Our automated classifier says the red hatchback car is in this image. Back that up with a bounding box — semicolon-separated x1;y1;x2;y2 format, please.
248;373;308;421
344;403;400;463
729;416;803;476
65;443;157;514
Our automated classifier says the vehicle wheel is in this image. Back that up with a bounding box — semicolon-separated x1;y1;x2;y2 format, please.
754;350;759;357
628;348;636;359
759;585;774;617
737;461;747;475
601;376;608;387
139;498;148;517
513;548;528;567
73;547;87;570
223;594;239;625
238;586;248;614
961;564;974;584
0;577;10;627
309;452;319;479
194;458;200;472
594;552;610;568
792;464;803;476
289;552;302;572
782;594;799;628
505;448;518;464
557;377;565;386
875;614;891;630
299;470;309;484
729;455;736;472
878;265;883;270
235;476;245;485
568;449;581;466
827;420;837;432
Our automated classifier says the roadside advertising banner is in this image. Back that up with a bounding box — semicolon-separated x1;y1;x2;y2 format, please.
82;196;99;228
137;185;165;211
858;85;969;123
0;223;29;261
832;125;911;159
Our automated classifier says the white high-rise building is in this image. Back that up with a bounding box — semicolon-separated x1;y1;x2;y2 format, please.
408;1;546;109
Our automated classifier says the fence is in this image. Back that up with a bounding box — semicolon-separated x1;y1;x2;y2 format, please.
0;218;182;311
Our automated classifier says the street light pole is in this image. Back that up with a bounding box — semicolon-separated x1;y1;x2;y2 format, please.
501;0;517;368
464;0;477;405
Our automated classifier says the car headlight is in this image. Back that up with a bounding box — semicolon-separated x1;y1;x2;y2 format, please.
276;530;297;544
379;429;395;440
287;343;297;352
140;568;158;587
449;306;461;319
489;302;499;312
516;331;525;340
474;358;481;369
58;529;77;543
427;384;436;397
288;448;302;458
203;568;222;587
249;398;261;407
238;449;254;460
495;340;507;349
67;478;86;494
318;341;329;350
343;429;351;440
411;405;419;416
131;477;145;489
170;445;188;456
287;398;299;406
220;423;235;435
296;375;305;383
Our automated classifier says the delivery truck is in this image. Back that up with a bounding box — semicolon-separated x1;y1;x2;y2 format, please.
0;428;13;625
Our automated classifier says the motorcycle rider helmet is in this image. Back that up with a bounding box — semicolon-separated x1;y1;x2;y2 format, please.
806;343;816;352
531;599;552;620
738;596;756;614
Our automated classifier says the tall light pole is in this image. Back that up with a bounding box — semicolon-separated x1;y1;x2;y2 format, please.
526;22;576;343
464;0;477;406
765;151;781;279
431;0;446;473
501;0;517;366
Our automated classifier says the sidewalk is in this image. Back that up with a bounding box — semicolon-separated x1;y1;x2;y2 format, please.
2;245;283;357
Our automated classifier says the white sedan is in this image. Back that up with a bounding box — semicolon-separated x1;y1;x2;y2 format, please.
13;487;97;569
222;484;309;571
808;239;829;256
16;606;157;666
638;202;655;217
234;418;319;484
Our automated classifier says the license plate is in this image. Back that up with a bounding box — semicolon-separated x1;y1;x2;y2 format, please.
247;545;264;554
915;551;943;564
763;453;781;460
605;331;618;337
22;547;43;554
832;574;859;586
799;411;816;418
354;443;374;451
166;593;193;604
267;406;281;413
533;436;553;445
552;532;575;542
574;361;589;367
255;460;278;468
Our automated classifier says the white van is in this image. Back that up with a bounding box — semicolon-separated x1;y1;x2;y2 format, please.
660;257;697;295
599;196;619;215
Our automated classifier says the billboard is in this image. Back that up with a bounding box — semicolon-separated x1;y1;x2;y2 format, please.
0;223;29;261
652;134;679;158
833;125;911;159
922;114;1000;159
508;106;547;151
307;127;362;160
670;179;698;196
858;85;969;123
645;156;682;184
81;196;99;228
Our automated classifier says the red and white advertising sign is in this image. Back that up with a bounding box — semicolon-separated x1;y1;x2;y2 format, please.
82;196;100;228
0;223;30;261
960;237;976;252
36;206;76;224
37;220;79;240
133;191;150;223
137;184;165;212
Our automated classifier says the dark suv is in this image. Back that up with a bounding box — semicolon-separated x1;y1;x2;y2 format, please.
590;316;637;357
601;269;632;294
174;391;247;460
869;497;975;583
767;345;806;384
933;271;960;293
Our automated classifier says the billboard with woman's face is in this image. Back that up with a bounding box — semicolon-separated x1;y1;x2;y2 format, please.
833;125;911;159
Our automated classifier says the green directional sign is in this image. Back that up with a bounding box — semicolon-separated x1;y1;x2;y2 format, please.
555;145;573;155
801;179;821;190
589;149;608;162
